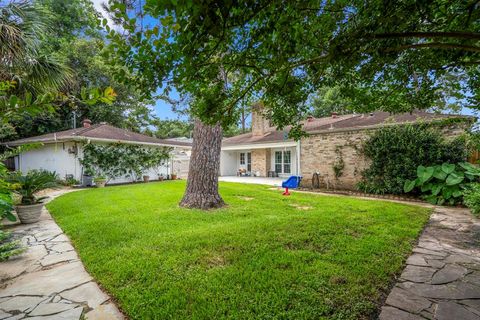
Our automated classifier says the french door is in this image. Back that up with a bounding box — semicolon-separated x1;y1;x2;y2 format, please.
275;150;291;174
240;152;252;172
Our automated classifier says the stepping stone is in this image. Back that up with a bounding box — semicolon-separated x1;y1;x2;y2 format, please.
50;242;75;253
29;302;78;316
401;265;436;283
40;250;78;267
461;300;480;315
385;287;431;313
61;282;109;309
413;247;447;257
0;296;45;313
85;302;124;320
0;310;12;319
400;281;480;300
1;262;92;297
431;264;469;285
379;306;425;320
435;301;480;320
27;306;83;320
0;244;48;281
406;254;429;267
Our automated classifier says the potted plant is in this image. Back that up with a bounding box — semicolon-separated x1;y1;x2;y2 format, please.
82;167;94;187
158;174;164;181
143;175;150;183
8;170;58;224
171;171;177;180
94;176;107;188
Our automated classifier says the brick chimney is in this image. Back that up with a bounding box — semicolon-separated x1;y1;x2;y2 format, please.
251;103;270;136
82;119;92;128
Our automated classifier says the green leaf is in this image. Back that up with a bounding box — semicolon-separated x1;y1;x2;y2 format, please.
431;184;443;196
442;163;455;174
404;179;416;193
417;166;434;183
433;166;447;180
421;183;432;192
5;211;16;222
446;172;464;186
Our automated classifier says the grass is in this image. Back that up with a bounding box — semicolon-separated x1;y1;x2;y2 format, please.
47;181;431;319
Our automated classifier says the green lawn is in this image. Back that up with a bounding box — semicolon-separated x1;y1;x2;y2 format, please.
47;181;430;319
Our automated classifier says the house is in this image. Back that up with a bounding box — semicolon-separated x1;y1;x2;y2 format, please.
220;107;472;189
5;119;192;184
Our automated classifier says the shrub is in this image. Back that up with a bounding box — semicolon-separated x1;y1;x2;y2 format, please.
8;170;59;205
463;183;480;216
359;124;468;194
404;162;480;205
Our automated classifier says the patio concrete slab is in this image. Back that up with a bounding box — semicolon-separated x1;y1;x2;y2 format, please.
0;190;124;320
219;176;284;186
379;207;480;320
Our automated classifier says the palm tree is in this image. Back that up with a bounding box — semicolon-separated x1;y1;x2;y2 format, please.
0;1;71;94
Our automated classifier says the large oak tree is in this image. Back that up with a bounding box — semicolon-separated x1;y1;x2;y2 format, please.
105;0;479;209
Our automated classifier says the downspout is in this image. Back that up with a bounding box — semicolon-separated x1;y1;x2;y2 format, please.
297;139;301;176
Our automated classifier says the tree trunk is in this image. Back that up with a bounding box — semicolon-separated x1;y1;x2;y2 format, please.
179;119;225;209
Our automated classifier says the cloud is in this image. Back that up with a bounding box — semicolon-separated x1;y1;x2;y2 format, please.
90;0;120;31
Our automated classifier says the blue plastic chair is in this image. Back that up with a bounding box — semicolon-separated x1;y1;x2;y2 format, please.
281;176;302;195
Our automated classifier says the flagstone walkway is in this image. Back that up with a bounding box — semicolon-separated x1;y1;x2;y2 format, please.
0;190;123;320
379;206;480;320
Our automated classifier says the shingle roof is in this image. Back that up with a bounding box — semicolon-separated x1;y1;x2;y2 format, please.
5;123;192;147
222;111;472;147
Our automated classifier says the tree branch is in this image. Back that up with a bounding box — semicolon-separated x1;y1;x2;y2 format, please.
384;42;480;53
373;31;480;40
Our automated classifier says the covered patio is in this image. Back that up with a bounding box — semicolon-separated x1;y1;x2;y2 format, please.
220;143;300;178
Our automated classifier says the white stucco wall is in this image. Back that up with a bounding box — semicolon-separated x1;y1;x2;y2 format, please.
220;150;238;176
16;142;82;180
15;142;189;185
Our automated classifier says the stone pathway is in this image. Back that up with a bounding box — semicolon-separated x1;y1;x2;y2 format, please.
0;190;124;320
379;206;480;320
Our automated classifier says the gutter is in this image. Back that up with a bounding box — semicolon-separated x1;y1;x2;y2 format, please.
4;137;192;149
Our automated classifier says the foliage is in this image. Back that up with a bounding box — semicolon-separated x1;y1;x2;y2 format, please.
81;143;171;182
0;1;72;94
8;170;59;205
48;181;430;319
106;1;479;140
463;183;480;216
0;230;24;262
404;163;480;205
332;146;345;179
359;124;468;194
310;86;352;118
153;119;193;139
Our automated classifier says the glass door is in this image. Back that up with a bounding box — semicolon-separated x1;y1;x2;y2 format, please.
275;150;291;174
247;152;251;172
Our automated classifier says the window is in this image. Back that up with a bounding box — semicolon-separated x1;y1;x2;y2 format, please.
283;151;291;173
240;153;245;165
275;150;291;174
275;151;282;173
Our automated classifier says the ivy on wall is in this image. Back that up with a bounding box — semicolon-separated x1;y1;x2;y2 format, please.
358;124;469;195
80;142;172;182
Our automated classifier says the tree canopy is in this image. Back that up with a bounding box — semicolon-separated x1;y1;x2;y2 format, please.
106;0;479;139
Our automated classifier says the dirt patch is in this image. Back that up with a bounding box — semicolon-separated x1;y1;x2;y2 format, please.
289;203;312;210
237;196;254;201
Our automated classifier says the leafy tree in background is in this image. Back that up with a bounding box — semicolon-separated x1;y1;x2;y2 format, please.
310;86;352;118
153;119;193;139
0;0;155;142
106;0;479;209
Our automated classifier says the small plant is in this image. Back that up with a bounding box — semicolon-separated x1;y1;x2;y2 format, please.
463;183;480;216
8;170;59;205
332;147;345;179
0;230;24;262
404;162;480;205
